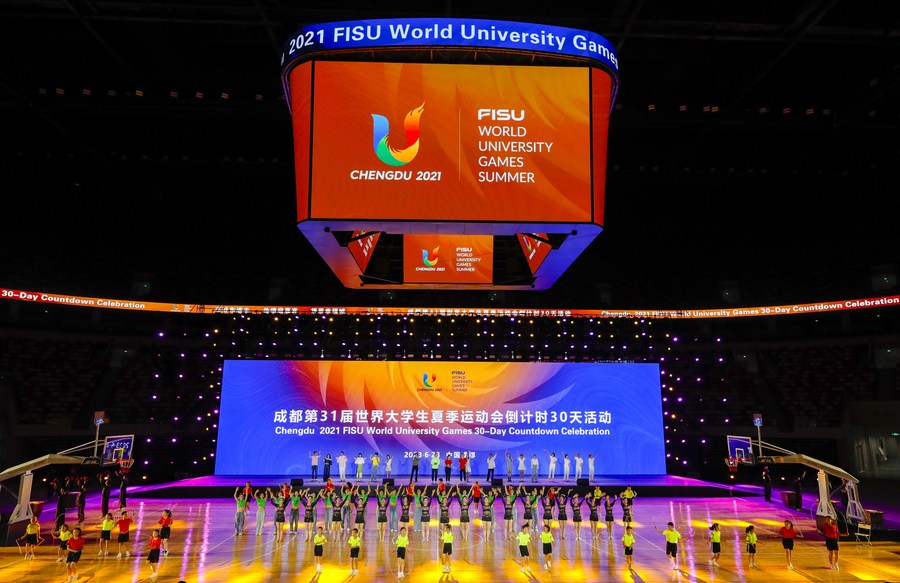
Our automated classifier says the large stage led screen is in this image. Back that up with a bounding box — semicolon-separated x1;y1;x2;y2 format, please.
302;61;593;223
215;361;666;476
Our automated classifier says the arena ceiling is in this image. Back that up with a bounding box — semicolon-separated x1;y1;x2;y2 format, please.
1;0;898;310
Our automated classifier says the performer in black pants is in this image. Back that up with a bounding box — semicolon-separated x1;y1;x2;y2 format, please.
792;471;806;510
444;455;452;482
99;473;111;517
55;483;68;529
761;466;772;502
410;454;420;482
118;474;128;509
323;454;332;482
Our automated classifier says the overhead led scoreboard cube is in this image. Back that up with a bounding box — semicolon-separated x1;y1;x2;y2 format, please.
281;18;619;289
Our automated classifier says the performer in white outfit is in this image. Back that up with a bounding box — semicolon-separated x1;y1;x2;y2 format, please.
544;450;557;480
337;452;348;481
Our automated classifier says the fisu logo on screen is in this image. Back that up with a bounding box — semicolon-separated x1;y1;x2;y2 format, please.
421;246;439;267
371;103;424;166
418;373;440;392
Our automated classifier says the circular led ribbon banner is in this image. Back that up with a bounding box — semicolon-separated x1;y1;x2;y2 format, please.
280;18;620;109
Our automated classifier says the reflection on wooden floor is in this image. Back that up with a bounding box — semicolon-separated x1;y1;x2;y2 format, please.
1;496;897;582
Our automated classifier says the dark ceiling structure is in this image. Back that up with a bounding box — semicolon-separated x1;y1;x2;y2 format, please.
1;1;898;310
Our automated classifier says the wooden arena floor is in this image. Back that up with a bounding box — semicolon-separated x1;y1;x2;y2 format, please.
1;496;898;582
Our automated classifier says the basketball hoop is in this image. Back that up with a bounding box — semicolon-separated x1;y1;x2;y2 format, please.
118;459;135;474
725;457;740;473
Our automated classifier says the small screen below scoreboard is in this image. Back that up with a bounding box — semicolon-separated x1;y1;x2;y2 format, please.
403;234;493;284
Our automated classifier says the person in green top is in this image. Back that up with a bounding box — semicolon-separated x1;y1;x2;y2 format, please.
99;512;115;555
56;523;71;562
348;528;361;575
322;489;334;538
622;525;635;570
388;487;400;533
232;488;247;536
353;483;372;538
540;525;555;570
22;515;40;560
313;526;326;573
655;522;682;571
394;526;410;578
745;525;758;568
430;453;440;482
440;524;454;573
708;523;721;567
289;489;302;535
254;489;269;536
516;524;533;573
370;452;380;480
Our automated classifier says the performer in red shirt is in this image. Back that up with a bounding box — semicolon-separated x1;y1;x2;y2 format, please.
778;519;801;570
158;509;174;556
444;455;453;482
459;454;469;482
147;529;162;579
472;481;482;517
66;527;86;583
115;510;133;558
821;516;840;570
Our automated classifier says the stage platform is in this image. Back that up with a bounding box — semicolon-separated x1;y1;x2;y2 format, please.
130;474;748;500
2;488;899;583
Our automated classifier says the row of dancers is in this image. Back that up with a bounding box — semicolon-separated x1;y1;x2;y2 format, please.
234;483;638;543
17;500;842;580
17;508;173;581
305;450;603;482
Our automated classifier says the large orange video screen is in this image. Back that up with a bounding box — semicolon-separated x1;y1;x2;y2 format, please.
404;234;493;284
300;62;594;223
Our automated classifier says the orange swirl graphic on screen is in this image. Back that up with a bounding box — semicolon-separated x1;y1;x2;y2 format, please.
422;246;439;267
371;103;424;166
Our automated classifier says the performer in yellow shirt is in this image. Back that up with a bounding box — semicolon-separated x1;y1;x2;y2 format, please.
440;524;454;573
540;525;555;570
746;525;759;568
622;525;636;570
99;513;115;555
56;524;72;562
347;528;361;576
22;516;41;560
708;523;722;567
655;522;682;571
313;527;327;573
516;525;532;573
394;526;410;578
